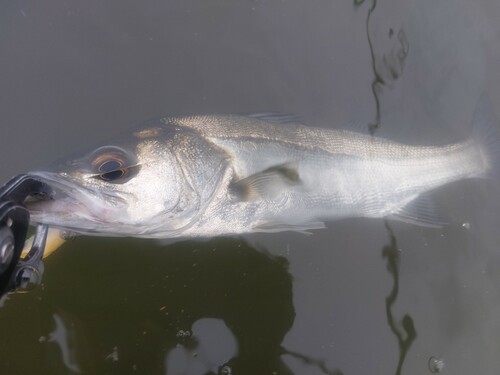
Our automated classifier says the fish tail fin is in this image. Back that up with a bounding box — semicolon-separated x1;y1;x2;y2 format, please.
472;95;500;179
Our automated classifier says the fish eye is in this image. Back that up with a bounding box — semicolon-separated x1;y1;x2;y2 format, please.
89;146;139;184
98;160;127;181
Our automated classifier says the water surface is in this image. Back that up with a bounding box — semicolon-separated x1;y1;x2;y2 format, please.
1;0;500;374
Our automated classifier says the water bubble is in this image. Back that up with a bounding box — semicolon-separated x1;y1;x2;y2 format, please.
176;330;191;338
220;365;232;375
106;346;119;362
60;230;77;240
462;222;470;230
428;356;445;373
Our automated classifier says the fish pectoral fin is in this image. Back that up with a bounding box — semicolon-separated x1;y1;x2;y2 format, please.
390;193;448;228
253;220;326;234
230;163;301;200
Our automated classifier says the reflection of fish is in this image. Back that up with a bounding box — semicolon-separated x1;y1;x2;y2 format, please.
26;99;500;238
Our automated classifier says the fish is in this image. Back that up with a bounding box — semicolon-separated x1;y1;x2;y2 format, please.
25;98;500;238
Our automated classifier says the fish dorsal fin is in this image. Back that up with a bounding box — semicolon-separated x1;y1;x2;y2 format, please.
244;112;302;124
230;162;301;200
390;193;448;228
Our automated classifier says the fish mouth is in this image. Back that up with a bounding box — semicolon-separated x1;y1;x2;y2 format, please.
24;171;127;233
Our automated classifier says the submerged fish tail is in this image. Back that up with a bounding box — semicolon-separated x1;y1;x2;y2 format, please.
472;95;500;179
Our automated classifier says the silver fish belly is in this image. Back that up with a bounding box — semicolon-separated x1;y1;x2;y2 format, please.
26;99;499;238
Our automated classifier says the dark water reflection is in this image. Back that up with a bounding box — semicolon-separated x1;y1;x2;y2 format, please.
0;231;415;375
382;222;416;375
0;226;420;375
2;238;298;374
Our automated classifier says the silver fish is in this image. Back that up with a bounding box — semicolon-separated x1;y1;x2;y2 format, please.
26;99;500;238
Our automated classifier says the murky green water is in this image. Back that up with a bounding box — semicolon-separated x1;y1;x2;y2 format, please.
1;0;500;374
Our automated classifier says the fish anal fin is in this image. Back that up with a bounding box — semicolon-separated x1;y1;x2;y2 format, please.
230;162;301;201
390;193;448;228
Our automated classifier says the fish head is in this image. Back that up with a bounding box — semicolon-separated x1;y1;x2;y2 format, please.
26;123;220;237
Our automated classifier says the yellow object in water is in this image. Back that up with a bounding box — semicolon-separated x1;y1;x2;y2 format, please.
21;228;66;259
